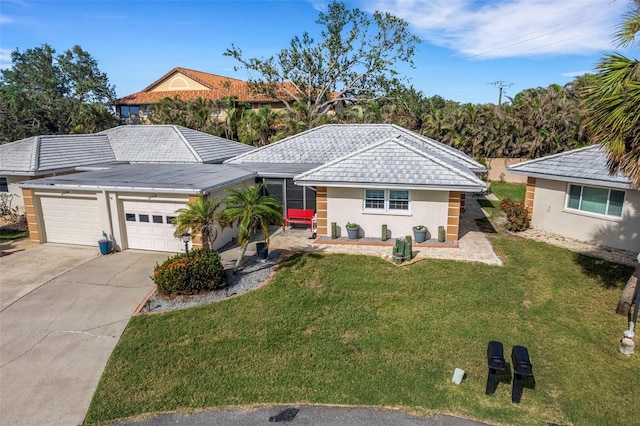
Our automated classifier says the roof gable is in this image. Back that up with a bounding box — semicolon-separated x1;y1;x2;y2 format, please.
0;137;38;173
226;124;485;173
508;145;634;189
118;67;293;105
295;138;485;190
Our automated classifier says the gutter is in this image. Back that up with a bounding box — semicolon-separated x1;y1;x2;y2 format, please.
507;169;635;190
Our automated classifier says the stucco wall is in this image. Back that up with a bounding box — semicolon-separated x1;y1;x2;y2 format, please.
486;158;529;183
326;187;449;240
3;175;27;213
152;73;210;91
531;178;640;252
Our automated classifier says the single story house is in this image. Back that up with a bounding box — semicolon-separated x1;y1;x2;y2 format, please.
4;123;485;252
508;145;639;252
226;124;486;242
0;125;256;251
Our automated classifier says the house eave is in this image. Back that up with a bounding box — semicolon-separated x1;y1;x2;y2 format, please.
294;180;485;192
18;181;205;195
508;170;635;190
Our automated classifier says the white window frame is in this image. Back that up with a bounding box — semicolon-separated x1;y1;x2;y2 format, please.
363;189;410;213
0;177;8;193
565;184;625;218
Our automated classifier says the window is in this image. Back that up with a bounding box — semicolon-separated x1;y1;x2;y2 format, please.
152;215;163;224
567;184;625;217
125;213;136;222
364;189;409;212
139;214;149;223
0;177;8;193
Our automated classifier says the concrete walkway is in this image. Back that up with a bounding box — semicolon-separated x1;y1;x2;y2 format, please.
267;195;502;266
0;246;170;426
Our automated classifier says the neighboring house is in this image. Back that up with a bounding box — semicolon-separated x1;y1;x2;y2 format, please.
226;124;486;242
508;145;639;252
115;67;294;124
0;125;255;251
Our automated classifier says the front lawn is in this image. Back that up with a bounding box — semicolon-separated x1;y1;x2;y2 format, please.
86;235;638;425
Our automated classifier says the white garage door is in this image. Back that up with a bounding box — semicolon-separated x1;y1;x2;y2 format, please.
40;195;102;246
122;200;185;252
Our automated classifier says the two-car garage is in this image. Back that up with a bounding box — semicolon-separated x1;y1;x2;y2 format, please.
21;163;257;253
33;191;188;252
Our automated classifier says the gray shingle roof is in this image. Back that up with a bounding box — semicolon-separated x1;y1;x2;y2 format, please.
508;145;635;189
0;125;254;174
0;134;116;174
19;163;256;194
225;124;485;174
295;138;485;190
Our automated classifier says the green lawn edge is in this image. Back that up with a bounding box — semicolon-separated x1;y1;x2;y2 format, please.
85;234;639;426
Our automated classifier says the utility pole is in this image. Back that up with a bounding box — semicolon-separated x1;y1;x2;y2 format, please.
490;81;513;106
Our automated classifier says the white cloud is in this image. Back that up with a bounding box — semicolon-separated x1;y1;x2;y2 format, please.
361;0;629;59
0;14;15;24
0;48;13;69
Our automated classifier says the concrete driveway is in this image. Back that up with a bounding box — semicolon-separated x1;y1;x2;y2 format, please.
0;244;169;426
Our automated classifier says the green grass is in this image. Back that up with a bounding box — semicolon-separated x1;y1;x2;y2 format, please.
86;235;639;426
490;181;526;202
0;228;29;243
478;181;527;218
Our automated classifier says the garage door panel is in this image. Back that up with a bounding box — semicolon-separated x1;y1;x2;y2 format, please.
123;200;184;252
40;196;102;246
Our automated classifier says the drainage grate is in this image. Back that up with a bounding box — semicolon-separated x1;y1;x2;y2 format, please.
269;407;299;422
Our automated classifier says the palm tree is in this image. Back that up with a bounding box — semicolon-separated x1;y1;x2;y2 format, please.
238;106;278;146
581;1;639;316
220;184;282;272
172;195;222;250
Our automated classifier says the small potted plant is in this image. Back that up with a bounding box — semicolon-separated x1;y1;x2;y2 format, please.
413;225;427;243
345;222;360;240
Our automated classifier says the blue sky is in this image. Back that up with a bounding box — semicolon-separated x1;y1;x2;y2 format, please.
0;0;634;104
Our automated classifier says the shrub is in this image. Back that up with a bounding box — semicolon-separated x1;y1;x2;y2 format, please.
500;198;530;232
152;249;226;296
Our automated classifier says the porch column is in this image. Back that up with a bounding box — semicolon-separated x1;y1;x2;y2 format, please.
316;187;327;237
447;191;461;242
21;188;41;244
525;177;536;224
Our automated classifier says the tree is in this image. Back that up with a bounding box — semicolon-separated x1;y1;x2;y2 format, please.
220;184;282;272
224;0;420;129
580;0;639;316
238;106;278;146
0;44;116;143
172;195;222;250
581;1;640;187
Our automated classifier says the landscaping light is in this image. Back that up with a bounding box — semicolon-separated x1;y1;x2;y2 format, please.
182;232;191;255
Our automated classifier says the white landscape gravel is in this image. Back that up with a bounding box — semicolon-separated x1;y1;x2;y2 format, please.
140;250;282;314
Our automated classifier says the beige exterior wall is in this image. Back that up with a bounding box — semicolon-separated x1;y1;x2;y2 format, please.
325;187;449;240
486;158;529;183
22;176;255;252
4;175;28;213
531;178;640;252
152;73;210;91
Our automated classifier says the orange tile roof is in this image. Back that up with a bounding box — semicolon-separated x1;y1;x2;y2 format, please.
118;67;296;105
